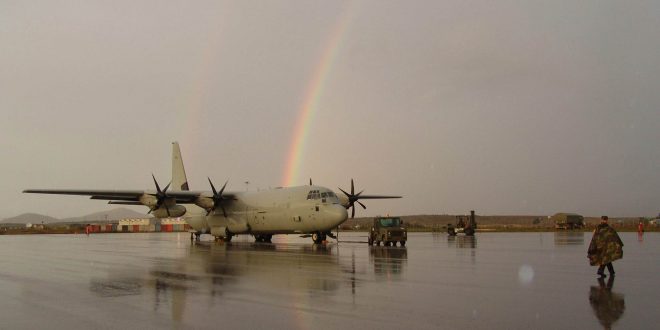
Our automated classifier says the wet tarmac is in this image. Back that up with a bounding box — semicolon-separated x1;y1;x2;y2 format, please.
1;232;657;329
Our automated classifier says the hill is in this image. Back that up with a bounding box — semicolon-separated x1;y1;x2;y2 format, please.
2;208;149;224
60;208;148;223
1;213;60;225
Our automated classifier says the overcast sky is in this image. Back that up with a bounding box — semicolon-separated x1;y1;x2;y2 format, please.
2;1;659;219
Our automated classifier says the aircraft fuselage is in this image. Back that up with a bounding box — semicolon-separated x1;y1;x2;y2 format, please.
184;185;348;237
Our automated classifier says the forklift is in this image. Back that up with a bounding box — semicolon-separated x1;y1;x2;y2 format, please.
448;210;477;236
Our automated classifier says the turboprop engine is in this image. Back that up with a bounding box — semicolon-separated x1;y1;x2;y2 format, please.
138;174;187;218
150;204;186;218
194;178;230;216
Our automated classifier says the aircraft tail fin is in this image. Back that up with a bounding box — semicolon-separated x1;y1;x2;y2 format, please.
171;142;189;191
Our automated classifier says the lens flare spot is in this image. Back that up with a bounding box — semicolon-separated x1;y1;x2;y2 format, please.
518;265;534;285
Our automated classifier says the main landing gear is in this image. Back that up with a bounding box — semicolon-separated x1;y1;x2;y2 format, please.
254;234;272;243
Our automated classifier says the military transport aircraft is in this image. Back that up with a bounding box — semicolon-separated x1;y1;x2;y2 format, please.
23;143;401;243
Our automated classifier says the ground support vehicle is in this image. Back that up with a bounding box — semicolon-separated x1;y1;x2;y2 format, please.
552;213;585;230
448;211;477;236
368;216;407;246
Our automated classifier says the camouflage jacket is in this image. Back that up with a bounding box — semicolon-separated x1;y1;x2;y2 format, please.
588;224;624;266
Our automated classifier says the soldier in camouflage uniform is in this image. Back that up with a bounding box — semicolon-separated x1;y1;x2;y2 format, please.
588;216;624;278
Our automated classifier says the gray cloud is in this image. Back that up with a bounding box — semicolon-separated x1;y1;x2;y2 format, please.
2;1;659;218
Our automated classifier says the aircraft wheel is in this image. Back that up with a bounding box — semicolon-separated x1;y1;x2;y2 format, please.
264;234;273;243
376;241;381;246
400;241;406;247
391;241;397;246
368;237;373;245
312;232;324;244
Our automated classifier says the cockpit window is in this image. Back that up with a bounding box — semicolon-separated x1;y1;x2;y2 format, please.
307;190;339;202
306;190;321;200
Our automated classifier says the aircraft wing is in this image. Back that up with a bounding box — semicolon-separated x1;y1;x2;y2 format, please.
23;189;146;199
22;189;236;203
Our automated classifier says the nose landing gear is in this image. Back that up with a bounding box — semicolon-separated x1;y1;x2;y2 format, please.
312;232;327;244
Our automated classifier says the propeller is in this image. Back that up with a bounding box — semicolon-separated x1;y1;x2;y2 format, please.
338;179;366;218
309;178;313;186
207;178;229;217
149;174;172;216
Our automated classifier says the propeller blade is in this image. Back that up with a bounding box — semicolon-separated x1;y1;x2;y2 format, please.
207;178;230;217
152;174;161;192
208;177;217;195
309;178;313;186
351;179;354;195
351;206;355;218
358;201;366;209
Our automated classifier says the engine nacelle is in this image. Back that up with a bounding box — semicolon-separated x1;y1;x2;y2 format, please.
194;196;214;211
227;220;250;234
210;226;229;238
139;194;159;208
150;204;187;218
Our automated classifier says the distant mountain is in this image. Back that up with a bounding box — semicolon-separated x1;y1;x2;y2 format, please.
2;208;150;224
61;208;149;223
1;213;60;224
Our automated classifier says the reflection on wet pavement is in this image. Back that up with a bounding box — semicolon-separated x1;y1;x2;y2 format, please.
589;276;626;329
0;232;658;329
554;231;586;246
370;246;407;278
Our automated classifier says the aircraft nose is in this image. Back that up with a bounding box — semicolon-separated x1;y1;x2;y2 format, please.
327;204;348;227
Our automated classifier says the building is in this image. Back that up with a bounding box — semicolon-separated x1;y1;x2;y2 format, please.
118;218;159;233
160;218;190;232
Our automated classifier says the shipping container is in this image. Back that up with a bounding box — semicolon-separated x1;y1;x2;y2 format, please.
133;225;140;232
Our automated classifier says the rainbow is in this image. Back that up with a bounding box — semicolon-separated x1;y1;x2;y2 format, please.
282;6;354;187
